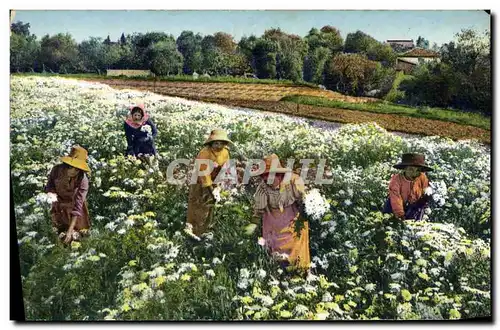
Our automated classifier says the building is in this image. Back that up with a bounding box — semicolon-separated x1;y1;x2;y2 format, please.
106;69;154;77
395;48;440;74
386;39;415;51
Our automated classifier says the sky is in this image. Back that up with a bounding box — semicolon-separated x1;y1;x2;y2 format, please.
12;10;491;46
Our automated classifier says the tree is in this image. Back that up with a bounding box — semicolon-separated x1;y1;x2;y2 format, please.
324;53;380;96
262;29;308;81
303;46;330;84
213;32;236;53
10;32;40;72
176;30;203;74
439;28;491;114
39;33;79;73
367;43;397;67
305;26;343;53
303;26;343;84
416;36;430;49
104;35;111;45
252;38;278;79
11;21;31;37
78;37;106;73
148;40;184;75
129;32;175;69
120;33;127;45
238;35;258;72
344;30;379;54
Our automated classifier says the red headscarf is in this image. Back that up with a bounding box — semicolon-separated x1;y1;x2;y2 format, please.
125;104;150;128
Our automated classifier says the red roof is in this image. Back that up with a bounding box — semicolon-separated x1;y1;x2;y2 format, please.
401;48;440;58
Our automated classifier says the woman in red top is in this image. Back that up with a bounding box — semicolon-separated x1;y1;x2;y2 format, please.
45;145;91;244
383;153;433;221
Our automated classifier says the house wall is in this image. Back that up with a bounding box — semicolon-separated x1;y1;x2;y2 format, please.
106;70;154;77
396;60;415;74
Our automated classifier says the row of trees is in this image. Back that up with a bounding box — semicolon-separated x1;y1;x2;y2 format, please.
10;21;491;114
9;22;400;81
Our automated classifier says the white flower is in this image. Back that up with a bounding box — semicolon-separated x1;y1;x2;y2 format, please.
365;283;376;292
117;228;126;235
316;312;330;320
239;268;250;279
205;269;216;278
257;237;266;246
322;292;333;302
141;124;152;134
124;219;135;227
259;295;274;307
237;279;249;290
293;304;309;316
212;186;222;203
104;222;117;232
303;189;329;221
424;187;433;196
212;257;222;265
257;269;267;279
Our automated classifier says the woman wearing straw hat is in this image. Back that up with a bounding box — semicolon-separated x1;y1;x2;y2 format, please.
45;145;92;244
184;129;232;239
124;104;158;158
383;152;433;221
249;154;310;272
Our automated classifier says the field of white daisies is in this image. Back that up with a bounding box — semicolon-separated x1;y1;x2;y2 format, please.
11;76;491;321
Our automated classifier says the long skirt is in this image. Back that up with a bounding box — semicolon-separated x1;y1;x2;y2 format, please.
382;198;426;221
186;183;215;236
51;201;91;238
261;203;310;270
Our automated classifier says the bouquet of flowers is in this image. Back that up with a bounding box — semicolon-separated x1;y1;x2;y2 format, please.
141;124;153;140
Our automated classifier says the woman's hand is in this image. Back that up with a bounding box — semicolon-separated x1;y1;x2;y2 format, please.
64;216;78;244
64;229;74;244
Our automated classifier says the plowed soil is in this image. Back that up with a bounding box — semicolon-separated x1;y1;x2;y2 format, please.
85;79;491;144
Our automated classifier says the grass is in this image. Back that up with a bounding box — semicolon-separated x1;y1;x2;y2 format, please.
384;71;410;103
281;95;491;131
10;72;318;88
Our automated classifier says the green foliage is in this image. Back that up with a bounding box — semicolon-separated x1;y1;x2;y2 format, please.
148;40;184;76
324;53;380;96
176;30;203;74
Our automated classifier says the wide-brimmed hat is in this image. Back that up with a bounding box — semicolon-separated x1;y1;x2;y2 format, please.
204;129;233;145
261;154;292;175
393;153;433;172
60;146;91;172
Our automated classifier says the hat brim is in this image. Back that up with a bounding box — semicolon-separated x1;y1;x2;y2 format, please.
393;163;433;172
61;157;91;172
204;138;233;145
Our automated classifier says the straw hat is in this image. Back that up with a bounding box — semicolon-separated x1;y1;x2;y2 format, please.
393;153;433;172
261;154;292;174
60;146;91;172
203;129;233;145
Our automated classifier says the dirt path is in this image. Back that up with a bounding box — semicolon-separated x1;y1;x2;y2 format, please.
85;78;491;145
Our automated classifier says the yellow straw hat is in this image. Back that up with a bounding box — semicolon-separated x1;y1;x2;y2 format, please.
203;129;233;145
60;146;91;172
262;154;292;174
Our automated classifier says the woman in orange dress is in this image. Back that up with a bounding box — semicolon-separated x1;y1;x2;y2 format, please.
250;154;310;272
45;145;91;244
383;152;433;221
